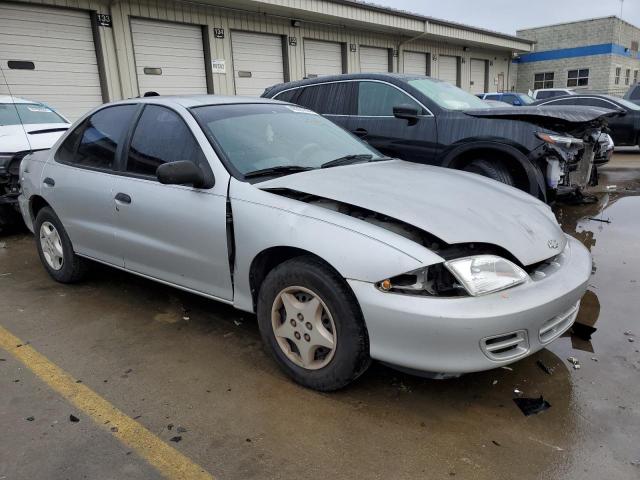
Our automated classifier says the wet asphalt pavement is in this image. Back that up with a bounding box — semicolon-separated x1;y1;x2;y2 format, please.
1;153;640;480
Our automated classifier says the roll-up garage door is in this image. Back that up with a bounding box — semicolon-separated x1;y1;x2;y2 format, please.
304;39;343;77
438;55;459;86
470;59;487;94
403;51;429;76
231;31;284;96
0;3;103;121
360;46;388;73
130;18;207;97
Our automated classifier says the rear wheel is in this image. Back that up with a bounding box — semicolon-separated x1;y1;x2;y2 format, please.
463;159;515;186
34;207;88;283
257;256;370;391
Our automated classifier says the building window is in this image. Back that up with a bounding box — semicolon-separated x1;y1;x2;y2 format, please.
615;67;621;85
634;70;639;84
625;68;631;85
567;69;589;87
534;72;554;89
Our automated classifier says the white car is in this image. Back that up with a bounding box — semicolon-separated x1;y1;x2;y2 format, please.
0;96;70;227
530;88;577;100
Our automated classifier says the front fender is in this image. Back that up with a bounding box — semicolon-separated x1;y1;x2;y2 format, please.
230;179;443;312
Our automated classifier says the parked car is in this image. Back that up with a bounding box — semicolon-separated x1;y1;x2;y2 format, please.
532;94;640;147
623;82;640;105
477;92;535;106
262;74;616;202
19;96;592;391
530;88;576;100
0;96;70;229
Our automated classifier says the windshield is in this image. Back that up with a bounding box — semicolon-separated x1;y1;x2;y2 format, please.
0;103;67;126
407;78;489;110
192;103;383;178
517;94;535;105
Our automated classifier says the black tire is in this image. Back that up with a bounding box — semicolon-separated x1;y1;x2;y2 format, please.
257;256;371;391
463;159;515;186
34;206;88;283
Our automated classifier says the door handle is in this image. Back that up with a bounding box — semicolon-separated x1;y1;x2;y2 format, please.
43;177;55;187
114;192;132;204
352;128;368;138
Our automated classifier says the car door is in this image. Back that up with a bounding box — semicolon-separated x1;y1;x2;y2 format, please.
112;104;233;300
42;104;139;266
351;80;438;162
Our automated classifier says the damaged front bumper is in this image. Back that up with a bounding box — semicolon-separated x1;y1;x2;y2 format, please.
348;235;592;375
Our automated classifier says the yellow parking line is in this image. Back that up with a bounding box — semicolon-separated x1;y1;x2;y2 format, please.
0;324;214;480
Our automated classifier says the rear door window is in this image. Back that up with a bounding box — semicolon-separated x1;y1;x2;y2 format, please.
57;105;138;169
126;105;207;177
357;81;421;116
293;82;356;115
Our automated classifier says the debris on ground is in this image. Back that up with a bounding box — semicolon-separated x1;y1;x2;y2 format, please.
26;416;34;421
110;426;118;432
513;396;551;416
605;185;617;190
501;366;513;371
567;357;581;369
69;414;79;423
591;357;598;362
513;388;523;396
492;380;498;385
587;217;611;223
536;360;554;375
169;436;182;443
572;322;597;341
624;331;634;336
167;423;174;430
0;241;6;248
176;426;187;433
491;440;501;447
233;320;242;326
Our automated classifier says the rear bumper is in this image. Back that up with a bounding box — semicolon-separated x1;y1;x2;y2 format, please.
348;235;591;374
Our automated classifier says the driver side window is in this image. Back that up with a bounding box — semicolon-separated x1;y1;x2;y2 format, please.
126;105;206;177
357;81;422;116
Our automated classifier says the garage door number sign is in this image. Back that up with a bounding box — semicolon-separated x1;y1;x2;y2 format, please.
96;14;112;28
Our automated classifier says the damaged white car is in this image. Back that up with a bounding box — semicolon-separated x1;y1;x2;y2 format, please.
19;97;592;390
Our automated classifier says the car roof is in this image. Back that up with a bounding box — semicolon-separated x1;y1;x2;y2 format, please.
109;94;287;109
263;73;435;94
0;95;39;104
540;93;620;102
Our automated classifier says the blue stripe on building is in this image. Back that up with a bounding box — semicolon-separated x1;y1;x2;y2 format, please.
515;43;640;63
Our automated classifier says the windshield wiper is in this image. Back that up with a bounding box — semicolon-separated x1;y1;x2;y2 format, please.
320;154;374;169
244;165;314;179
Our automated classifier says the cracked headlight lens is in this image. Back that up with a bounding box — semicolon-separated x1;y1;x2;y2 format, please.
444;255;528;296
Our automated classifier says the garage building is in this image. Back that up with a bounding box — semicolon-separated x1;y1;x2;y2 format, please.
0;0;533;120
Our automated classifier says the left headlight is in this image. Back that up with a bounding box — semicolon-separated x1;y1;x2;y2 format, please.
0;154;14;173
444;255;528;297
536;132;584;149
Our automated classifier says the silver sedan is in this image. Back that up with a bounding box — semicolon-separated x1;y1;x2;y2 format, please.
18;96;592;391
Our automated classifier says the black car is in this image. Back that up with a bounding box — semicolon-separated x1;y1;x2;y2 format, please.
262;73;615;201
533;94;640;147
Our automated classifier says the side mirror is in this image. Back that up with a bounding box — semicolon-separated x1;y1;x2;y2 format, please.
156;161;213;188
393;104;420;125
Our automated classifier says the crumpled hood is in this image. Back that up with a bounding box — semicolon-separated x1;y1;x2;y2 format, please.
259;160;566;266
0;123;69;153
464;105;620;124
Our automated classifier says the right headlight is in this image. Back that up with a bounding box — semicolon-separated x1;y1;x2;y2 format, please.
444;255;528;297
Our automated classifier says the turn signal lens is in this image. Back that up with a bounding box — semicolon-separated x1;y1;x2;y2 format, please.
379;279;392;291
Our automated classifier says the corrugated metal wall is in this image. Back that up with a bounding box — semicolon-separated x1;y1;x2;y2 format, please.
9;0;520;105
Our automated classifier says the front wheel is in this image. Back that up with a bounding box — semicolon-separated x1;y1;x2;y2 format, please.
257;256;371;391
34;207;88;283
463;159;515;186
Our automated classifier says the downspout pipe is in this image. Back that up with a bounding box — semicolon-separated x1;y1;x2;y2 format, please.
396;20;429;73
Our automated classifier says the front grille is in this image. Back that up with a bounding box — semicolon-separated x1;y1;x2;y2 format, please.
539;301;580;343
481;330;529;361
